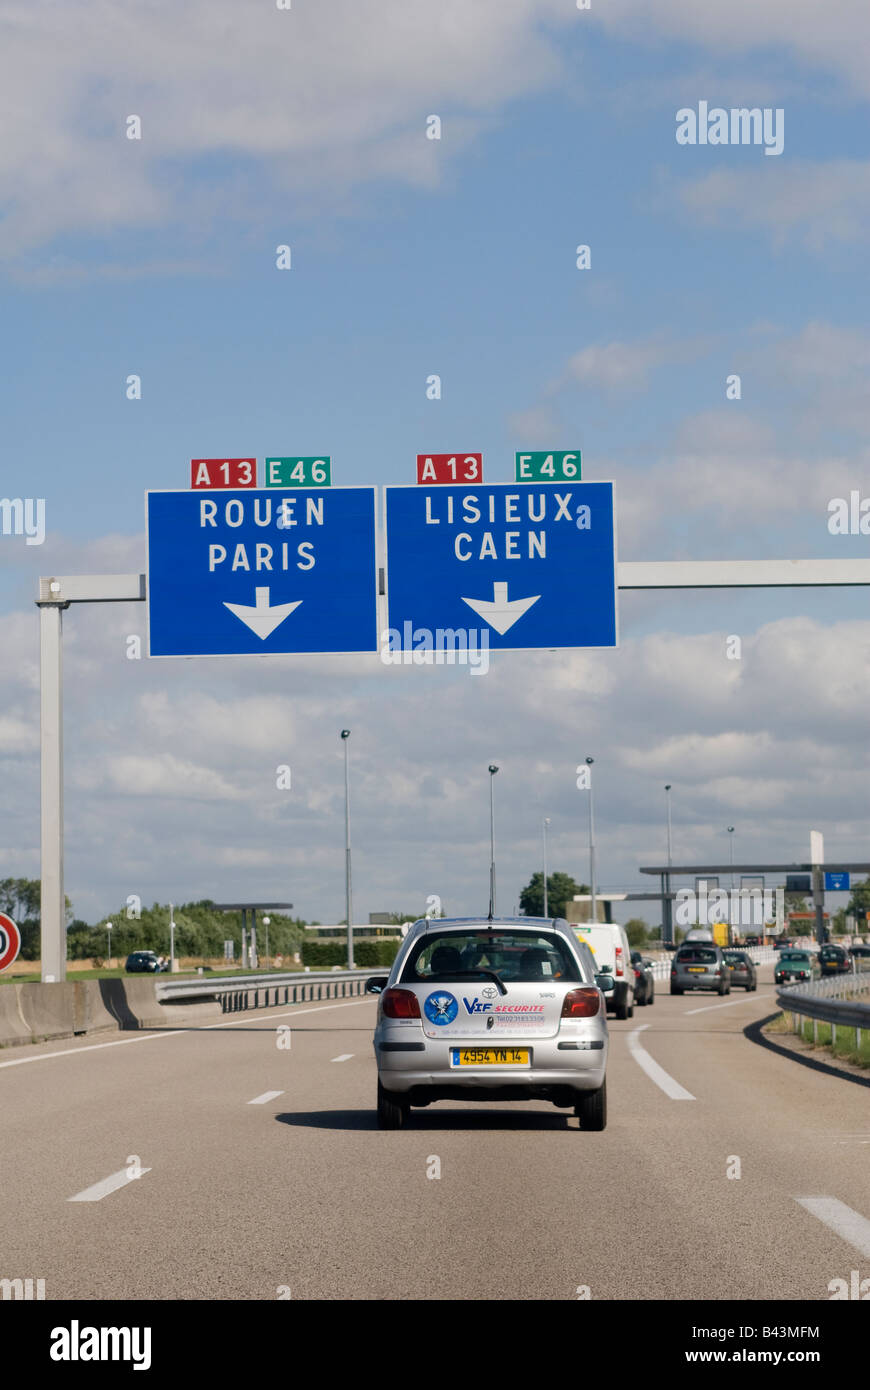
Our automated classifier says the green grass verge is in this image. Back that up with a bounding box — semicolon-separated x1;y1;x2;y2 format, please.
0;964;306;986
768;1010;870;1068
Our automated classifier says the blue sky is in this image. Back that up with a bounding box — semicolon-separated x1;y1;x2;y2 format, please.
2;1;870;926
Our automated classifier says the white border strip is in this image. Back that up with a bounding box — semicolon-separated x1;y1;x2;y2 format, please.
628;1024;695;1100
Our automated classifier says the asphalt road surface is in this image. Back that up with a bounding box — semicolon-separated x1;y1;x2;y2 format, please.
2;965;868;1300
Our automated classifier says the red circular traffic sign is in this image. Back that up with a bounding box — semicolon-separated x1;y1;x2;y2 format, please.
0;912;21;972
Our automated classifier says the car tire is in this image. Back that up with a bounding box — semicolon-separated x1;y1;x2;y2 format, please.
627;1000;635;1017
615;997;629;1020
648;985;654;1006
671;985;682;995
575;1080;607;1131
718;981;728;996
377;1081;408;1130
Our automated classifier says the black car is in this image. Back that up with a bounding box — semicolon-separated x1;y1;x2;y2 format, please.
722;949;757;991
818;945;852;976
125;950;163;974
630;952;655;1006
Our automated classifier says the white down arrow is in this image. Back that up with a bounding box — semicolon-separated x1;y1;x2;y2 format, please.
223;587;302;640
460;581;540;635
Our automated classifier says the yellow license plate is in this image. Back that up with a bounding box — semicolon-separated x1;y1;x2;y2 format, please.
687;966;706;972
450;1047;529;1066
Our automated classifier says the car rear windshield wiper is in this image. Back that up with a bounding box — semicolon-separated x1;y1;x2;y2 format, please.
426;968;508;996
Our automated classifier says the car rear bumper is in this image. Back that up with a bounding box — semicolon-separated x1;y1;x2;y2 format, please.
374;1032;607;1095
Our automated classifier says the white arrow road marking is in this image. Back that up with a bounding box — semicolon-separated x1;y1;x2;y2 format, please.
627;1024;695;1100
248;1090;285;1105
795;1197;870;1257
460;581;540;636
68;1167;152;1202
224;586;302;640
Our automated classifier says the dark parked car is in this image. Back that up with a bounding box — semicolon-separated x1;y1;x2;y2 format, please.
125;950;163;974
819;945;852;976
630;952;655;1006
723;949;757;991
671;944;730;996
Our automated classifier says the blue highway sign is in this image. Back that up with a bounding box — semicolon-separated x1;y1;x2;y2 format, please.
384;481;617;649
146;488;378;656
824;872;850;891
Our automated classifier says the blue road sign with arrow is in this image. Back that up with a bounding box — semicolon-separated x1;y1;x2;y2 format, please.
146;488;378;656
384;481;617;649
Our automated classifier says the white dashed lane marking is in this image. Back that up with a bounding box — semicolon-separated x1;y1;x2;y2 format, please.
795;1197;870;1258
248;1090;285;1105
68;1167;152;1203
627;1025;695;1100
331;1054;354;1062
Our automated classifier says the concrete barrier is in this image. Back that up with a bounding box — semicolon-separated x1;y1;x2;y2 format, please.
0;985;34;1046
0;977;222;1048
18;981;77;1041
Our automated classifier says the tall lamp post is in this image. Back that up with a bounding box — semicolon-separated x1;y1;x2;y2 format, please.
727;827;735;890
664;784;673;945
488;765;499;915
542;817;551;918
262;915;270;969
585;757;596;925
341;730;354;968
106;920;112;967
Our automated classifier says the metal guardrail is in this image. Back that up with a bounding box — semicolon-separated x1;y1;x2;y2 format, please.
776;970;870;1043
156;968;378;1013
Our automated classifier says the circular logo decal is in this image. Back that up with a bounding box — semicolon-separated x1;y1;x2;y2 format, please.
424;990;458;1025
0;913;22;972
481;985;497;1000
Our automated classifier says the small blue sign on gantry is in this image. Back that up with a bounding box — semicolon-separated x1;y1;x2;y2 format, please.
824;872;850;891
384;481;617;649
146;488;378;656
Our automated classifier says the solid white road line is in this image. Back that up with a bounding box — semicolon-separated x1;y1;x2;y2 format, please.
68;1167;152;1203
331;1054;353;1062
795;1197;870;1258
627;1024;695;1100
248;1090;285;1105
685;996;764;1015
0;998;372;1070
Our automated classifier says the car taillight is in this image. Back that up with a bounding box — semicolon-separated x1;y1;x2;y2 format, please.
381;988;421;1019
615;946;624;977
561;987;601;1018
634;968;642;980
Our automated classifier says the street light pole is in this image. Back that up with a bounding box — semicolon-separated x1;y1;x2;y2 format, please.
263;915;271;968
727;827;735;890
341;730;354;968
488;765;499;916
169;902;175;974
542;817;551;918
664;783;673;946
586;757;596;925
106;921;112;967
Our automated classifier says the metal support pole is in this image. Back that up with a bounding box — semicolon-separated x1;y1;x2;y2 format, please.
542;818;549;918
588;776;596;926
343;733;354;969
241;909;248;969
39;600;67;982
250;907;257;970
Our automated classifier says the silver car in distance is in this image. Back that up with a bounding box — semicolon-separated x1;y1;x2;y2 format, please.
368;917;609;1130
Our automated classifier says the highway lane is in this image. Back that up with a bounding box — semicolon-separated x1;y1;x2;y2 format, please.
1;966;868;1300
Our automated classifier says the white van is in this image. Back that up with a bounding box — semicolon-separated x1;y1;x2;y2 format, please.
572;922;635;1019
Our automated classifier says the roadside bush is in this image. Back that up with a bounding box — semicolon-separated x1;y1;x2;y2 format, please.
301;937;400;968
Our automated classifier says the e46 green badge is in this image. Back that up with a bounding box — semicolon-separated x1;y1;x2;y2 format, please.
265;457;331;488
515;451;581;482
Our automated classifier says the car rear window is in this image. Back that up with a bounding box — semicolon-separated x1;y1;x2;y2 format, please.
400;930;582;984
724;952;748;963
780;952;810;963
676;948;718;964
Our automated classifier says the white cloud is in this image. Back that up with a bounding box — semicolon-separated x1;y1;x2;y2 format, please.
0;0;570;262
671;161;870;251
558;336;704;393
594;0;870;99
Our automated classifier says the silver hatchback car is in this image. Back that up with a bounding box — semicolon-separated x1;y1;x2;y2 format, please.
369;917;609;1130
